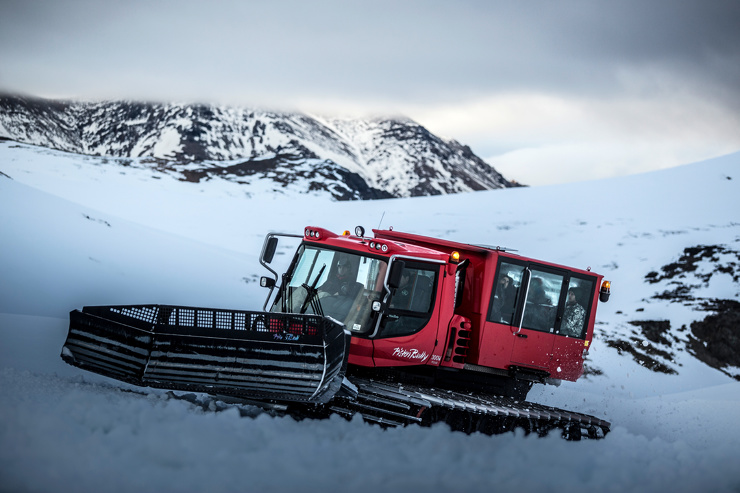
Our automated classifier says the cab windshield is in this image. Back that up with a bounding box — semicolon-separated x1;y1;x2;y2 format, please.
271;244;388;333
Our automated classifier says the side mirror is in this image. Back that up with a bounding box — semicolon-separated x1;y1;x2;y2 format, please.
261;236;278;264
388;260;406;289
260;277;276;288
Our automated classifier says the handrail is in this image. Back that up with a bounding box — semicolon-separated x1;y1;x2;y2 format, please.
515;267;532;335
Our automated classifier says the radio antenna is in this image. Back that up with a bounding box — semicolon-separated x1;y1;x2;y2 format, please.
377;211;386;229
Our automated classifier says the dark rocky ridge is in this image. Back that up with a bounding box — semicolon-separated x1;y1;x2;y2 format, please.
603;244;740;380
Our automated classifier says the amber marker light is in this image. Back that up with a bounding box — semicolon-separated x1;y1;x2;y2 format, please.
599;280;611;302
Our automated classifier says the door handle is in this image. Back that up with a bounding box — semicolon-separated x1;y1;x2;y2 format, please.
516;333;528;338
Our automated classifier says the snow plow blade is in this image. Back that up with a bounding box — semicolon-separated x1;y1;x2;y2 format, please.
62;305;350;404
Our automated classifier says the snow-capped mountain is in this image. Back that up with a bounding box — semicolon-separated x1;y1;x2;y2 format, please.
0;94;517;200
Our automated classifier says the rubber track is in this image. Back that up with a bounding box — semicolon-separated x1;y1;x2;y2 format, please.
329;378;611;440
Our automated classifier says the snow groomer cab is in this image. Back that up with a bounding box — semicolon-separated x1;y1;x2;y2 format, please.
262;226;611;400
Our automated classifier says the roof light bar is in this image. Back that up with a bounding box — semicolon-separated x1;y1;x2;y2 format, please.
368;241;390;253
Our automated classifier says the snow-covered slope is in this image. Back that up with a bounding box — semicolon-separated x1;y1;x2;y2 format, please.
0;94;516;200
1;143;739;492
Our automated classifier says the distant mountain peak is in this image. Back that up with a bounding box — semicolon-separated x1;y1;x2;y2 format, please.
0;94;520;200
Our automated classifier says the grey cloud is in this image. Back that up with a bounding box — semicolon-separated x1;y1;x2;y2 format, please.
0;0;738;109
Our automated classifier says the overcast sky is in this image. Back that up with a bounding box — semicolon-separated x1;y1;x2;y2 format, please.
1;0;739;185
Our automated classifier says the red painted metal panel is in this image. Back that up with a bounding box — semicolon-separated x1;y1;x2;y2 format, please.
511;328;555;370
550;336;586;381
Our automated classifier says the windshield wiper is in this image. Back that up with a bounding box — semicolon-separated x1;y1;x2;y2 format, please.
299;264;326;316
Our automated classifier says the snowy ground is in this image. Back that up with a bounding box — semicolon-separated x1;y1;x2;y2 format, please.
1;141;739;492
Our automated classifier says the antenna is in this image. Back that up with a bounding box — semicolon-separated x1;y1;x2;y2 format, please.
377;211;386;229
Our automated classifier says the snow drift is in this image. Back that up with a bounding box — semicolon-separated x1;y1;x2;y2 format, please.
1;140;739;492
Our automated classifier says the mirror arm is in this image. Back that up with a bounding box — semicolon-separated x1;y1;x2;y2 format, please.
259;232;303;310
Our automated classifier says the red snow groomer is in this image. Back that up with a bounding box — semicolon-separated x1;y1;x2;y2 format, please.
62;226;612;439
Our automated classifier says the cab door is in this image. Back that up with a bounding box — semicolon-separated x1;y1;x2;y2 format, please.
372;261;441;367
477;259;525;370
549;274;597;380
509;266;566;370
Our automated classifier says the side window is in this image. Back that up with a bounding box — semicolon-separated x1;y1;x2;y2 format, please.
380;264;437;338
488;261;593;339
521;269;564;333
489;261;525;325
389;266;435;312
560;276;594;338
